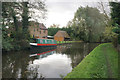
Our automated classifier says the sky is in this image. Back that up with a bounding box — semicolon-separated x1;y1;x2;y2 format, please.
44;0;78;28
42;0;118;28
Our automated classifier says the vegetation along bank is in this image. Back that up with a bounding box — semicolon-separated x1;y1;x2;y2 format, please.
64;43;118;78
56;41;82;44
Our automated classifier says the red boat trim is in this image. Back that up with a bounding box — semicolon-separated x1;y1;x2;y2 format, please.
37;43;57;46
37;49;56;55
29;49;56;57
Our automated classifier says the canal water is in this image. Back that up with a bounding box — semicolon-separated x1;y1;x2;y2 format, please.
2;42;100;78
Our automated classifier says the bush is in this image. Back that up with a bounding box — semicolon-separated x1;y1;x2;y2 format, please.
118;35;120;44
103;26;118;42
112;36;118;47
12;39;30;50
2;38;14;51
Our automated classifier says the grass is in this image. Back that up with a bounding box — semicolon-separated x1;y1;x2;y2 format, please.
64;43;118;78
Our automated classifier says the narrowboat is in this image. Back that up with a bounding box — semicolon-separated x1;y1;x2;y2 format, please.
30;38;57;47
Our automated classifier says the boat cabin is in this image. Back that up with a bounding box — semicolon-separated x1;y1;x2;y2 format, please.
36;38;56;44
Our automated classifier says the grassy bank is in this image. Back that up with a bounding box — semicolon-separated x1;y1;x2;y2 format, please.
57;41;82;44
64;43;118;78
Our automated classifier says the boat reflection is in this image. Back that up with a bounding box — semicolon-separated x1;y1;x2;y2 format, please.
30;46;57;54
30;47;56;59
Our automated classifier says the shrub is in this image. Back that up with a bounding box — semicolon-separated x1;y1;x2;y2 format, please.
112;35;118;47
103;26;118;42
2;38;14;51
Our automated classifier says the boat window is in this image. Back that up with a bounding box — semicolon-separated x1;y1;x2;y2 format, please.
45;40;47;43
47;40;49;43
52;40;54;43
40;40;43;43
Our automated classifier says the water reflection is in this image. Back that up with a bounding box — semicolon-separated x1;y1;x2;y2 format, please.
2;42;100;78
28;54;72;78
28;47;72;78
2;50;33;78
56;43;99;68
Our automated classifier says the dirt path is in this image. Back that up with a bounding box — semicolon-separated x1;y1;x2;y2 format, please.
102;46;113;78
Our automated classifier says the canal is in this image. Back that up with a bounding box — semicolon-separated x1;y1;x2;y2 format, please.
2;42;100;78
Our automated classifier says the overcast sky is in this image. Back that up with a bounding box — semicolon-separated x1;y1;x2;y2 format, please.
43;0;118;28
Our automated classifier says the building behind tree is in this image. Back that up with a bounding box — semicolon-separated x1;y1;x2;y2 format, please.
29;21;48;39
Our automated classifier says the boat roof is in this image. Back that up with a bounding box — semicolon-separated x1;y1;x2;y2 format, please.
36;38;55;40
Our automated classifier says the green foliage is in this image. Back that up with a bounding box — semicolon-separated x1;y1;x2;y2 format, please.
110;2;120;26
118;34;120;44
10;30;30;50
112;36;118;48
112;26;120;44
112;26;120;34
2;25;13;51
70;6;106;42
22;2;29;31
48;27;60;36
2;37;13;51
103;26;118;42
110;2;120;44
2;1;46;51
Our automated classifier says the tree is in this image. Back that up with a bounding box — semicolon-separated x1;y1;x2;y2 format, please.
21;2;30;41
28;1;47;22
97;1;111;27
2;2;21;51
71;6;106;42
2;1;47;51
110;2;120;26
48;24;60;36
2;2;21;31
110;2;120;44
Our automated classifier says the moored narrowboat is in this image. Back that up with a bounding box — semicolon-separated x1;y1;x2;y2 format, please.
30;38;57;47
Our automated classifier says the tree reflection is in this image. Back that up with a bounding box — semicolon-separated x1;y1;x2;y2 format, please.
2;50;33;78
56;43;100;68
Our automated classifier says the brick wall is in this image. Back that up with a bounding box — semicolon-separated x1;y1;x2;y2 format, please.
29;23;48;39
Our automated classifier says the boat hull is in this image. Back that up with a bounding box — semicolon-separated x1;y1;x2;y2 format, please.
30;44;57;54
30;43;57;47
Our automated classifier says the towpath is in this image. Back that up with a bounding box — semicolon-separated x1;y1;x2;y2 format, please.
103;46;113;78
